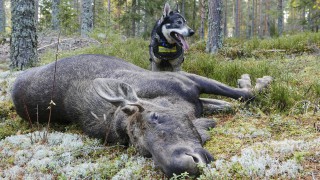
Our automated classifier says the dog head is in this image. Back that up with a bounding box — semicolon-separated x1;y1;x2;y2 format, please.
159;3;194;50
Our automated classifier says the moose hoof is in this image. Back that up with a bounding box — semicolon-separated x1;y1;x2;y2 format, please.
237;74;252;89
255;76;273;92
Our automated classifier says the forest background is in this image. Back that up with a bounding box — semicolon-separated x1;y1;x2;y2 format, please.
0;0;320;179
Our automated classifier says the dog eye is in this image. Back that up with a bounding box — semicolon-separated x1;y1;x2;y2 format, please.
177;20;182;24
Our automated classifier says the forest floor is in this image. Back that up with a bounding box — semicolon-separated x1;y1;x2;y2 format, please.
0;32;319;179
0;34;100;72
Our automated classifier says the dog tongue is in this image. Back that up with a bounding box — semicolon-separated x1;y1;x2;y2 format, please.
177;34;189;51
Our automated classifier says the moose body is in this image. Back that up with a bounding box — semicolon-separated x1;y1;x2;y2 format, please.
12;54;272;177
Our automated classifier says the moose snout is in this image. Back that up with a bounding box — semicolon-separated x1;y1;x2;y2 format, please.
186;148;214;164
164;147;214;177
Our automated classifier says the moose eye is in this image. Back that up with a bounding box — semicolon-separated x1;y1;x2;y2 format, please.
151;113;159;121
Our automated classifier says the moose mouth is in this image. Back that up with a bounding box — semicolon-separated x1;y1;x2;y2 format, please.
170;32;189;51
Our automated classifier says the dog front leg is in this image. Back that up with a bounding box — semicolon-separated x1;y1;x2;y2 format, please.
170;57;184;72
151;61;161;71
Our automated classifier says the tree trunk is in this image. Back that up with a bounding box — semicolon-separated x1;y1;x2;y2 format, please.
192;0;196;30
52;0;60;30
259;0;263;37
277;0;283;35
301;7;306;32
181;0;185;17
199;0;205;40
264;0;270;37
246;1;252;38
206;0;223;54
223;0;228;37
34;0;38;23
10;0;38;70
81;0;94;37
234;0;240;37
251;0;255;37
131;0;136;37
0;0;5;32
136;0;140;36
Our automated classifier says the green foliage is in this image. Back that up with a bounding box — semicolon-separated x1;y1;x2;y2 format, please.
38;0;52;31
58;0;80;35
170;172;190;180
220;32;320;59
0;101;29;139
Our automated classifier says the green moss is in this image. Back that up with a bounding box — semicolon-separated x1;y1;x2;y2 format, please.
0;101;30;139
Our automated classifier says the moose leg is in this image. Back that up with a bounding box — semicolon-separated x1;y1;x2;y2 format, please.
192;118;217;144
200;98;233;115
182;72;272;101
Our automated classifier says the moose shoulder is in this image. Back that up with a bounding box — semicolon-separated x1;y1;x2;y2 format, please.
12;54;272;177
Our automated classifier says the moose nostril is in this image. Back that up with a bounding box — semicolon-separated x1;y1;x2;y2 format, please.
192;155;200;163
186;153;200;163
194;148;214;163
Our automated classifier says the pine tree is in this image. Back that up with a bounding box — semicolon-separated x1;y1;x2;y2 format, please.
199;0;205;39
10;0;38;69
81;0;93;37
278;0;283;35
52;0;60;30
206;0;223;54
234;0;240;37
0;0;4;32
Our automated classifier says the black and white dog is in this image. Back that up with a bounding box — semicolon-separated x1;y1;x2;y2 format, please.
149;3;194;72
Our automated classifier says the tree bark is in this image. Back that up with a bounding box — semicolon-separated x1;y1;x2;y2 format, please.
34;0;39;23
301;6;306;31
181;0;185;17
234;0;240;37
265;0;270;36
0;0;5;32
199;0;205;40
131;0;136;37
259;0;263;37
192;0;196;30
278;0;283;35
10;0;38;70
246;1;252;38
251;0;255;37
206;0;223;54
81;0;94;37
52;0;60;30
223;0;228;37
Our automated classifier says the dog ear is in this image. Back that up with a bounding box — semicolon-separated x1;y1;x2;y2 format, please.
163;2;171;17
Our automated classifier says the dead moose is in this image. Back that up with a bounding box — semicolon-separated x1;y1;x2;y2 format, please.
12;54;272;177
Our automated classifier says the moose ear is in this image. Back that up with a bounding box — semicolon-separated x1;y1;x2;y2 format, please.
163;2;171;17
93;78;140;106
121;104;144;116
